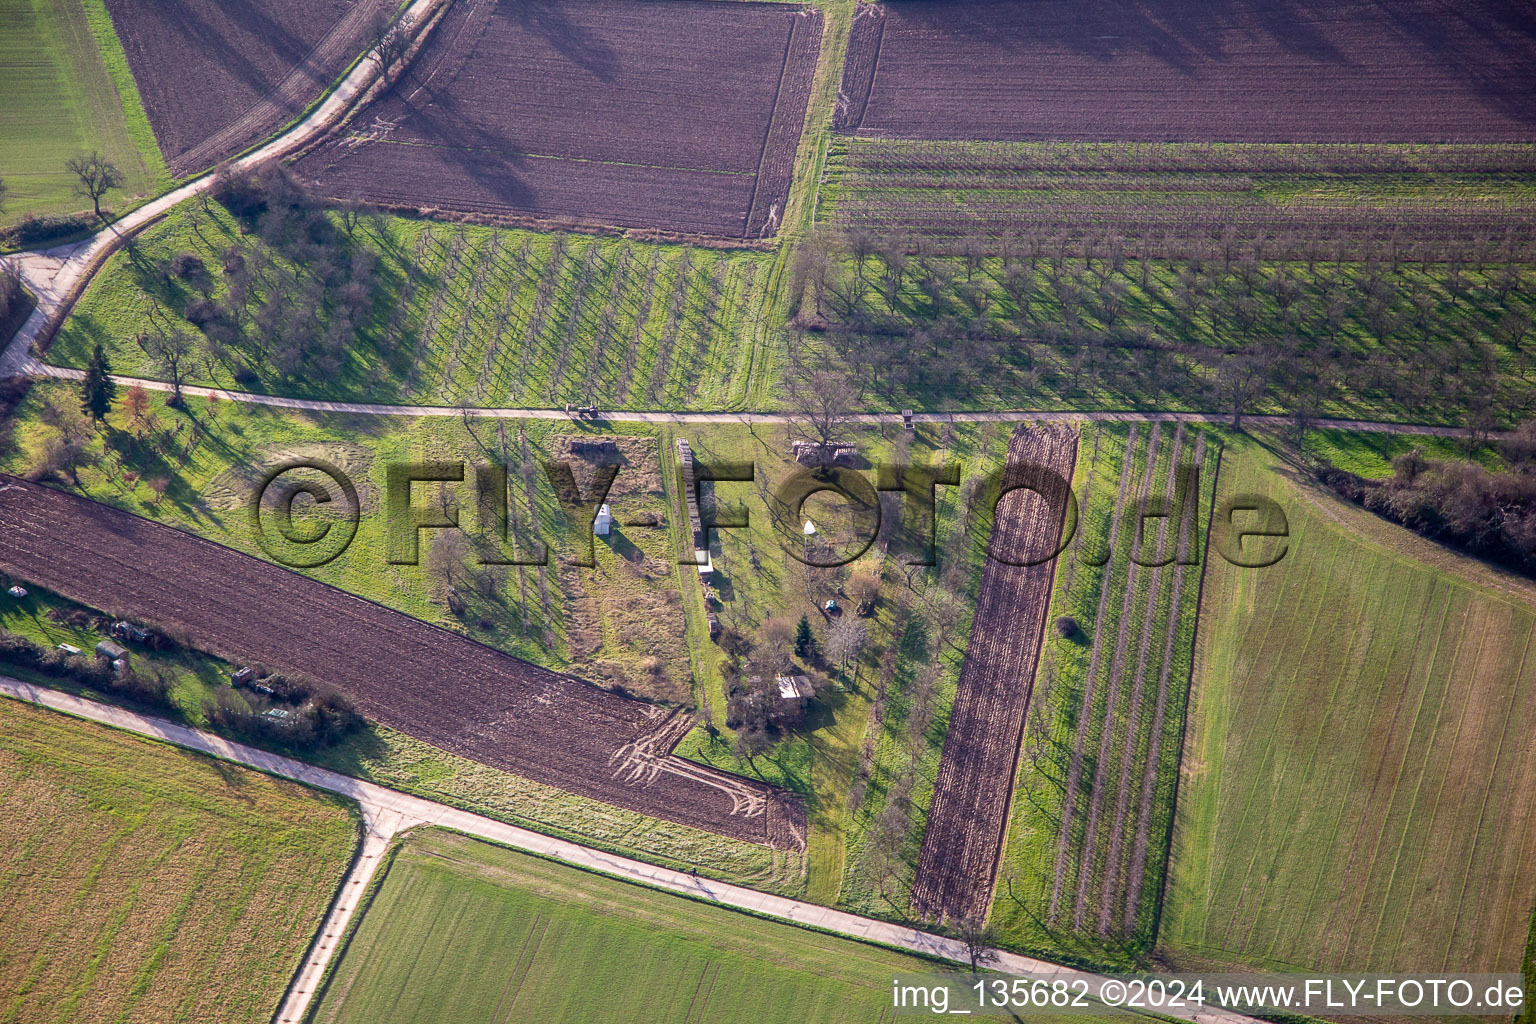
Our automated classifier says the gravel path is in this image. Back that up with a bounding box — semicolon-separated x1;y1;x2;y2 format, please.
13;361;1496;436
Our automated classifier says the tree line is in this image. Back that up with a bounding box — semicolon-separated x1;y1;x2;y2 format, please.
1318;427;1536;576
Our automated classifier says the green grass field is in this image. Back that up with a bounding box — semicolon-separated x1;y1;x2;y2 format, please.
310;828;1146;1024
0;696;355;1023
1161;438;1536;973
0;0;165;227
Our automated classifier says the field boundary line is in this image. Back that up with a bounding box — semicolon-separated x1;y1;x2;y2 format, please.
0;676;1264;1024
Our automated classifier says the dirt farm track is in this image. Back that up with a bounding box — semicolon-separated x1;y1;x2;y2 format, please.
836;0;1536;141
912;425;1078;924
0;477;804;849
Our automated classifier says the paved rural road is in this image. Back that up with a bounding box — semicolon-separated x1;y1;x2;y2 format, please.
0;677;1262;1024
0;0;444;380
22;361;1484;437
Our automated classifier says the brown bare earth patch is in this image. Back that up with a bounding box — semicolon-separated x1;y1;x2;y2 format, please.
0;476;805;850
102;0;399;174
911;424;1078;924
835;0;1536;141
295;0;822;238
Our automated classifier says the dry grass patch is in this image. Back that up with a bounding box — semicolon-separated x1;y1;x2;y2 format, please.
0;697;356;1024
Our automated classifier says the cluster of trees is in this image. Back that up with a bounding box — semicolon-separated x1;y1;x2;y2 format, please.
792;226;1533;427
123;164;386;390
1319;427;1536;575
209;667;361;749
714;567;884;758
718;615;814;748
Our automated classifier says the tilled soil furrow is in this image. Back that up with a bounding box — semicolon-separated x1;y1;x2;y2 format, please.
910;424;1077;923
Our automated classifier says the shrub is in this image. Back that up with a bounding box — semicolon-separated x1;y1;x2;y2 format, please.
209;675;360;750
183;298;219;326
1053;615;1080;638
211;166;270;219
169;251;206;280
2;212;95;248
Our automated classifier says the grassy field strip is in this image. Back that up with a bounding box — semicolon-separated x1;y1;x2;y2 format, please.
49;206;772;410
1162;440;1536;974
1321;595;1461;965
0;0;164;225
1189;531;1360;953
1051;424;1143;922
1097;424;1185;932
1123;433;1208;935
1073;423;1167;929
1449;628;1536;965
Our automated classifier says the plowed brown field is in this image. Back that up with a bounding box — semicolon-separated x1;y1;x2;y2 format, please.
103;0;398;174
0;477;804;850
911;424;1078;924
835;0;1536;141
295;0;822;237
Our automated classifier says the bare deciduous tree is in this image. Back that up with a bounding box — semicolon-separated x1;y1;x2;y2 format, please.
145;329;195;406
954;915;999;974
1217;355;1267;429
825;616;868;673
369;13;412;81
785;360;858;465
66;151;124;220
